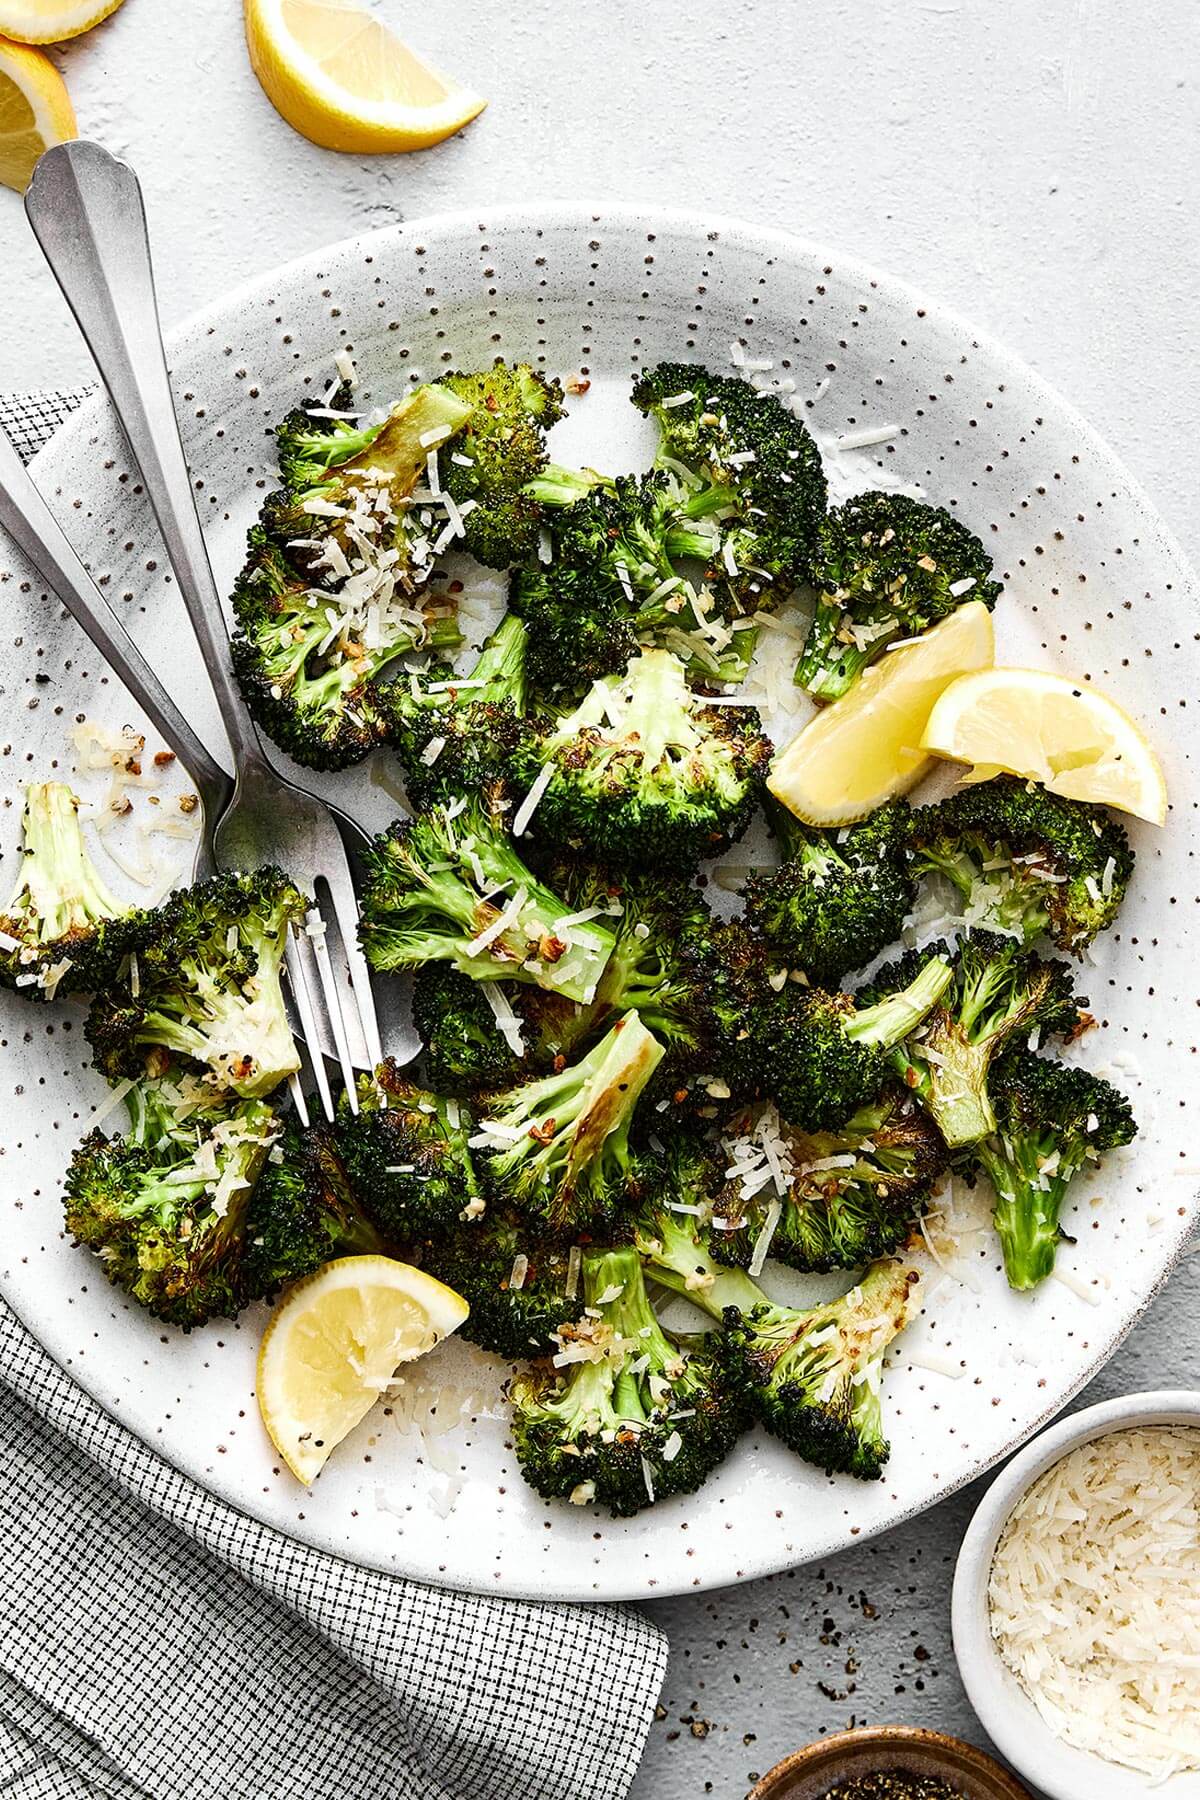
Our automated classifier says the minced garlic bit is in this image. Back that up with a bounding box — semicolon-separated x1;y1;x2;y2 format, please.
989;1425;1200;1780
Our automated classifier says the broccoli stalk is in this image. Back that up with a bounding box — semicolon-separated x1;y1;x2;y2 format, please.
480;1012;664;1235
745;798;917;985
64;1075;280;1328
795;492;1001;701
976;1049;1136;1290
0;781;135;999
86;867;305;1100
509;1245;745;1515
242;1121;384;1297
866;932;1084;1149
337;1060;482;1240
358;790;616;1004
755;952;954;1131
514;648;771;872
381;611;530;808
908;776;1134;954
636;1198;921;1479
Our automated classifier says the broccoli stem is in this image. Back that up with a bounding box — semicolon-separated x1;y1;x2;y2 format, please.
638;1210;768;1322
846;956;953;1049
978;1137;1066;1290
467;609;528;706
794;604;880;700
8;781;123;941
523;463;610;508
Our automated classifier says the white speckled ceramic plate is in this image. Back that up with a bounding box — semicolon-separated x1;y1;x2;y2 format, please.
1;206;1195;1602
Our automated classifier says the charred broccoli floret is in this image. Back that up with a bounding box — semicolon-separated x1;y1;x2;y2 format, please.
632;361;827;611
864;931;1085;1149
337;1060;481;1240
479;1012;663;1236
513;649;770;873
63;1074;279;1328
412;964;527;1095
908;776;1134;954
745;798;916;985
710;1093;948;1273
435;361;565;567
795;493;1001;701
85;868;305;1100
359;790;616;1004
976;1049;1136;1290
509;472;758;698
510;1245;745;1515
754;951;953;1132
0;781;137;1000
430;1209;585;1359
381;612;530;808
242;1120;384;1297
231;381;472;769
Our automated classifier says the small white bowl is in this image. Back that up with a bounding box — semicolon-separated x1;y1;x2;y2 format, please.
953;1390;1200;1800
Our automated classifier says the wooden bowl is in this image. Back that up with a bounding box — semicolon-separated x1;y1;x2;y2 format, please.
750;1725;1034;1798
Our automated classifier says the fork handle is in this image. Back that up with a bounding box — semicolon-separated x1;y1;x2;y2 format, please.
0;421;233;829
25;141;269;778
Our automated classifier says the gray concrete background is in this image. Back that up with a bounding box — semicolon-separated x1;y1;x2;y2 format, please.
3;2;1197;1793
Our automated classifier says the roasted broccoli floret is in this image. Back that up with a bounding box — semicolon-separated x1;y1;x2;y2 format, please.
479;1012;663;1236
381;612;530;808
242;1120;384;1297
975;1049;1136;1290
86;868;305;1100
435;361;565;567
358;789;615;1004
865;931;1085;1149
0;781;136;1000
231;382;473;770
509;472;758;698
273;385;382;493
908;776;1134;954
430;1209;585;1359
754;951;953;1132
337;1060;481;1240
510;1245;745;1515
639;919;777;1125
632;361;827;612
412;964;527;1095
795;492;1001;701
636;1198;922;1479
63;1074;279;1328
710;1093;948;1273
513;649;770;873
745;798;916;985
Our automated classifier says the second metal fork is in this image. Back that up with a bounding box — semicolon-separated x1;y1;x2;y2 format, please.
26;140;386;1120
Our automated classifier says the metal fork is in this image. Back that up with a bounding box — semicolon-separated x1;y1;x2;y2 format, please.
26;140;385;1121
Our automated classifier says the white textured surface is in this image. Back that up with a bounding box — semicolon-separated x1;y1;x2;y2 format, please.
3;0;1198;1794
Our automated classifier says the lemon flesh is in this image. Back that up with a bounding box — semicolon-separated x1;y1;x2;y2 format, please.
921;665;1167;825
244;0;486;154
0;34;75;192
0;0;124;44
768;600;995;826
257;1255;469;1484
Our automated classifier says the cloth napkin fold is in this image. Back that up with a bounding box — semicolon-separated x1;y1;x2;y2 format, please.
0;389;669;1800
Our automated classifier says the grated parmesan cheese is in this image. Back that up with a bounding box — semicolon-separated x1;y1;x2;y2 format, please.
989;1426;1200;1780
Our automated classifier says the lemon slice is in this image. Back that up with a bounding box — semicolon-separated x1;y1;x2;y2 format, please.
257;1255;469;1484
768;600;995;826
244;0;486;153
0;0;124;43
921;666;1167;825
0;34;75;192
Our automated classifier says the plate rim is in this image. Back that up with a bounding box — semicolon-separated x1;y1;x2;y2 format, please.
10;199;1198;1602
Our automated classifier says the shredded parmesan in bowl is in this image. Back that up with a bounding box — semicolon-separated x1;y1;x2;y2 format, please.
988;1424;1200;1781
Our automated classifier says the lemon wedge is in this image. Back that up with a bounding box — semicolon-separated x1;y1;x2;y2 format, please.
0;33;74;192
921;666;1167;825
768;601;995;826
257;1255;469;1484
244;0;485;153
0;0;124;43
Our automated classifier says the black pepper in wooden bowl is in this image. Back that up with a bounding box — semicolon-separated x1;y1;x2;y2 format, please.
820;1776;961;1800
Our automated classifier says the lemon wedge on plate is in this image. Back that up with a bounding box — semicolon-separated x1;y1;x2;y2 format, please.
257;1255;469;1484
921;665;1167;825
0;0;124;42
0;34;75;192
244;0;486;153
768;600;995;826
